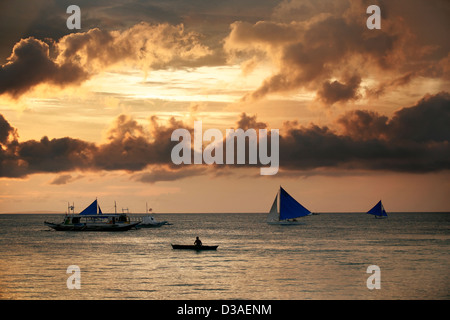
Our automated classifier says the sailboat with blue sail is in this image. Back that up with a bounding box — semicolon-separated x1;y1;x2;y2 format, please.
366;200;388;219
267;186;312;225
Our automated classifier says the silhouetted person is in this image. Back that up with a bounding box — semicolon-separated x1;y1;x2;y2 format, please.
194;236;202;247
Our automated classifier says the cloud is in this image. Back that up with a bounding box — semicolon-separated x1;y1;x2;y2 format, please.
1;92;449;178
56;22;212;72
280;92;450;172
0;113;192;178
387;92;450;143
337;92;450;143
317;75;362;105
336;109;389;141
226;15;397;101
93;114;187;171
0;37;87;98
133;165;208;184
0;114;18;144
225;0;449;103
0;22;212;98
15;136;96;177
236;112;267;130
49;174;84;185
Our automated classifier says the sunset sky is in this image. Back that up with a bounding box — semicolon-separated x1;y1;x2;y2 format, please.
0;0;449;213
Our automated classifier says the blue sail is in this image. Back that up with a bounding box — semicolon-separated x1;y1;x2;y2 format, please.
279;187;311;220
367;200;388;217
79;199;98;215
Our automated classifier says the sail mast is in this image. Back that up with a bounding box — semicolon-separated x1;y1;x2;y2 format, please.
277;186;281;218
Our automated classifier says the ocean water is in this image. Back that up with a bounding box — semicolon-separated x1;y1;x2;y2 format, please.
0;212;448;300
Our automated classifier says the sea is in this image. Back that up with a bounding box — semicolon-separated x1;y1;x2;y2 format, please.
0;212;448;300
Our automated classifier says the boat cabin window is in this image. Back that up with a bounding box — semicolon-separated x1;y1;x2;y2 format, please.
119;214;127;222
72;217;80;224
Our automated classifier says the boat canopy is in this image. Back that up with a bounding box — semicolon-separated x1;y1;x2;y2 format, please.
367;200;388;217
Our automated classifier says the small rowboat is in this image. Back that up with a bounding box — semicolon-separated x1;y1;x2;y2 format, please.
171;244;218;251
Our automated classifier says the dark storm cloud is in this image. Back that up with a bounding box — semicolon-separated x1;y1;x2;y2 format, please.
15;136;96;177
337;92;450;143
2;0;447;101
1;1;227;98
1;92;449;179
226;0;450;102
388;92;450;143
0;114;18;144
93;114;187;171
317;75;362;105
0;37;87;98
226;14;400;102
0;22;212;98
0;113;190;178
336;109;389;141
280;92;450;172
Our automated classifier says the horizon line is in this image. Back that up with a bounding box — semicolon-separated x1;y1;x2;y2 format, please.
1;211;449;215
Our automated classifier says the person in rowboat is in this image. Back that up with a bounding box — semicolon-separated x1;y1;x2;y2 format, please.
194;236;202;247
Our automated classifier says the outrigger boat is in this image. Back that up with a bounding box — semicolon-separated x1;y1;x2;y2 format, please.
44;199;140;231
136;203;171;228
136;215;170;228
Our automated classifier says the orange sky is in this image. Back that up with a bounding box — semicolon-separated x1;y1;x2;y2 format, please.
0;0;449;213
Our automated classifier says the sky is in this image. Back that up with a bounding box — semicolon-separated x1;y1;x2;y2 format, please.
0;0;449;213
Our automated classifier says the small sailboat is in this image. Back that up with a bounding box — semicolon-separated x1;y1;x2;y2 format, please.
266;186;312;225
366;200;388;219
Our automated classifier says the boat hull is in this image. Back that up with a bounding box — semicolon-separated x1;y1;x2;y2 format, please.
136;223;164;228
171;244;218;251
136;221;171;228
44;221;140;231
